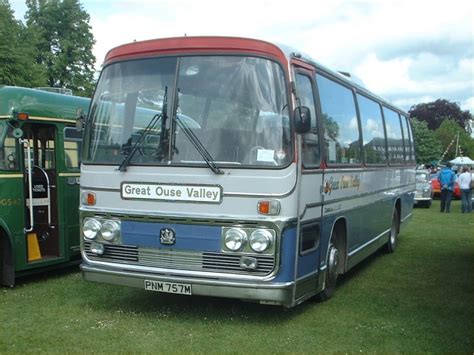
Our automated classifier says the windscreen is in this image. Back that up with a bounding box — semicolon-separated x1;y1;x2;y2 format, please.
84;55;291;168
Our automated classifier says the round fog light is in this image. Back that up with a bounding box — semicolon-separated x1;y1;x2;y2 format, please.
249;229;272;253
240;256;258;270
90;242;104;255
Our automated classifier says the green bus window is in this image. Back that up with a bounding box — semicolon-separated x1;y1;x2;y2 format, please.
64;127;82;169
0;123;19;170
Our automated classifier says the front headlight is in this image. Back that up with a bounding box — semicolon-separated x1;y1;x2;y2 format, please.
100;220;121;242
224;228;247;251
249;229;272;253
83;218;101;240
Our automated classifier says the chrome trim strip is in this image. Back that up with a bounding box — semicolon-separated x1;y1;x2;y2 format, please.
224;180;297;198
295;269;318;282
58;172;80;177
401;212;413;223
300;185;412;219
29;116;75;123
79;206;294;225
0;174;23;178
347;228;389;257
81;185;118;192
323;184;414;206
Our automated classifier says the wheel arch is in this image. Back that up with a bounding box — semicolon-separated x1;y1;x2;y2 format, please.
394;198;401;232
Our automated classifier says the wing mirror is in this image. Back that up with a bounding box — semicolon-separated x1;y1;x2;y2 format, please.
294;106;311;134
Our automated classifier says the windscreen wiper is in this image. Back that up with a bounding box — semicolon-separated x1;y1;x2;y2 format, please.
117;112;163;171
118;87;168;172
176;117;224;175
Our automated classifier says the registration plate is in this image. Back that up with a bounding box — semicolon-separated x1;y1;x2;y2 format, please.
144;280;192;295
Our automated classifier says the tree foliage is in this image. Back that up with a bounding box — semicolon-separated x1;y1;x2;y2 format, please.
410;118;442;164
25;0;96;97
434;119;474;161
0;0;46;86
408;99;472;134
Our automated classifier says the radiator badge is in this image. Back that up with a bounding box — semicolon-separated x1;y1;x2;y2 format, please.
160;228;176;245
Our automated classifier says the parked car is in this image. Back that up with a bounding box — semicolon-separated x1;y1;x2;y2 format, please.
430;172;461;199
414;170;434;207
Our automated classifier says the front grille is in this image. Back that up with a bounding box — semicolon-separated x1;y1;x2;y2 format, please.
84;242;275;276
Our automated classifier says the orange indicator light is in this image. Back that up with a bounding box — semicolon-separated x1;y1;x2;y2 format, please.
87;193;96;206
258;201;270;214
257;200;281;215
16;112;29;120
82;191;96;206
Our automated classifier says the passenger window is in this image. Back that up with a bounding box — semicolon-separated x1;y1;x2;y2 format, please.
0;124;19;170
402;115;415;164
382;107;405;165
316;74;361;165
64;127;82;169
295;73;320;167
357;94;387;165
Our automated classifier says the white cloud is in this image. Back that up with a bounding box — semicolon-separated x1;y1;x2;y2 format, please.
461;97;474;112
364;117;385;143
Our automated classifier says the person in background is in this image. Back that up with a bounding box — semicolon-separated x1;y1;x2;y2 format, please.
458;165;472;213
438;163;456;213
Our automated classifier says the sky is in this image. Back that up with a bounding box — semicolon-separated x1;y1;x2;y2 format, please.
10;0;474;114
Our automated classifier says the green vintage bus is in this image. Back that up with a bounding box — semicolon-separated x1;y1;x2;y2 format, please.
0;86;90;286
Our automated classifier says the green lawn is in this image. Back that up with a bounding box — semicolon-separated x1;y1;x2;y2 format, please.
1;200;473;352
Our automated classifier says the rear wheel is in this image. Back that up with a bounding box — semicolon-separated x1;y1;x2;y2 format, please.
386;209;399;253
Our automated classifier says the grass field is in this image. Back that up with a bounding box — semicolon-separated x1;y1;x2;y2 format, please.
1;200;473;352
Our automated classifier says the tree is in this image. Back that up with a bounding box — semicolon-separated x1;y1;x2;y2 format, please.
0;0;46;87
408;99;472;134
25;0;96;97
434;119;474;161
410;118;442;164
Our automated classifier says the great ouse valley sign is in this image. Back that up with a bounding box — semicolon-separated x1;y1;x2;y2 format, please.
121;182;222;204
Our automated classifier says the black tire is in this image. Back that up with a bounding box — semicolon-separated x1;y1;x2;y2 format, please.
386;209;399;253
317;230;341;301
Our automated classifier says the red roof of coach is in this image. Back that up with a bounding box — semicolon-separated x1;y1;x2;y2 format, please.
103;36;288;65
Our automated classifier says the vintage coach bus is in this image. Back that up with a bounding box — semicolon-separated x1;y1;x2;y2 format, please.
0;86;89;286
79;37;415;307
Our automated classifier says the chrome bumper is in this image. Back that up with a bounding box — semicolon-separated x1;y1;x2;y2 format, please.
80;263;295;307
414;197;431;202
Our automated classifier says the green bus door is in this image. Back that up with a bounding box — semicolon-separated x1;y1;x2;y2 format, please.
22;123;60;262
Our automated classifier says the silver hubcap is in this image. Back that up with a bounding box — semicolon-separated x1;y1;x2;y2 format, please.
390;216;397;244
328;245;339;282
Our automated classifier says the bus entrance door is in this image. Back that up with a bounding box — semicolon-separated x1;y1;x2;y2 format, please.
22;124;60;262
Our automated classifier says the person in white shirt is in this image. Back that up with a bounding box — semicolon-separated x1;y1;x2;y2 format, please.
458;166;473;213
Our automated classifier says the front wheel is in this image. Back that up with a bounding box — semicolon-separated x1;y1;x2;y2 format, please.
386;209;399;253
317;232;342;301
